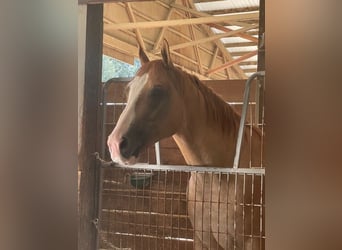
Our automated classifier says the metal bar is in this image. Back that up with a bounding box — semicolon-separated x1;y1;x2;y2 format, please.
97;160;265;175
101;81;110;158
233;71;265;168
155;141;161;165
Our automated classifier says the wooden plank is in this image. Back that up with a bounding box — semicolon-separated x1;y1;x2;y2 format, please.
208;23;258;43
255;0;265;126
104;11;259;30
169;24;258;51
224;41;257;48
104;79;256;103
203;7;259;16
125;2;146;50
207;51;258;75
101;195;188;217
170;2;259;43
103;46;134;65
239;61;258;66
79;0;150;4
208;46;219;70
99;232;194;250
204;79;257;102
100;215;193;239
78;4;103;250
230;51;256;57
152;5;175;52
103;33;138;57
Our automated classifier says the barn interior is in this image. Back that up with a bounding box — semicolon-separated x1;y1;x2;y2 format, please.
78;1;265;249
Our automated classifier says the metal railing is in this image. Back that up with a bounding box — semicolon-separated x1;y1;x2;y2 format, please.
233;71;265;168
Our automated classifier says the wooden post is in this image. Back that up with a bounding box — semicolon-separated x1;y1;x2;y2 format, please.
78;4;103;250
255;0;265;126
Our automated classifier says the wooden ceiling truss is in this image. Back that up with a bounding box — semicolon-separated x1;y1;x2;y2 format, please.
102;0;260;79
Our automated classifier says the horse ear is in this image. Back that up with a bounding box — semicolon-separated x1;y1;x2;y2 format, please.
139;46;150;65
161;39;173;68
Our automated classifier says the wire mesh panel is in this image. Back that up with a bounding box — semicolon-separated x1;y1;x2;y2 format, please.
98;78;265;250
98;167;265;250
99;168;193;250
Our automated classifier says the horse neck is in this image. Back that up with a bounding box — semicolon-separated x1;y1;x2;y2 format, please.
172;78;240;167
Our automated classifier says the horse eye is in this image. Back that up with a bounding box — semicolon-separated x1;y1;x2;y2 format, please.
150;86;164;98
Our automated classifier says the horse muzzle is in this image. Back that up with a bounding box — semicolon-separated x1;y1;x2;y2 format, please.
107;133;143;165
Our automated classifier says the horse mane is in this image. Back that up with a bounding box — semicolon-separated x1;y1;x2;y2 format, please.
174;66;241;134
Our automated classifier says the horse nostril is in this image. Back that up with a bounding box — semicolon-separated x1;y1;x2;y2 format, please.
119;137;129;156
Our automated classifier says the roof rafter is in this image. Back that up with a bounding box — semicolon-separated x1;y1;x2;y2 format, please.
169;2;258;42
208;23;258;42
104;11;259;30
224;41;256;47
125;3;146;50
152;3;175;51
183;0;203;74
207;50;257;75
203;6;259;16
169;24;257;52
208;46;219;70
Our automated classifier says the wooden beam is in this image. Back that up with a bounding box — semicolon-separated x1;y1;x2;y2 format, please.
208;46;219;70
207;50;257;75
255;0;265;126
246;30;259;36
79;0;150;4
243;68;258;73
170;2;258;42
120;4;221;63
169;24;257;51
239;61;257;66
152;5;175;51
125;3;146;50
78;4;103;250
187;0;247;78
103;46;135;65
228;20;258;28
230;51;255;57
208;23;258;42
203;7;259;16
104;11;259;30
103;33;137;56
183;0;203;74
170;2;259;26
224;41;256;48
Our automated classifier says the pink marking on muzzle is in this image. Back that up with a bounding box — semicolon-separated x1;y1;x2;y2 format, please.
107;132;121;162
107;130;138;165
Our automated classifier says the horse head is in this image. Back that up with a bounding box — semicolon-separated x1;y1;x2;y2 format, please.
107;40;184;165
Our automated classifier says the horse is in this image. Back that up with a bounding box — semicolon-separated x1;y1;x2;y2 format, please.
107;40;264;250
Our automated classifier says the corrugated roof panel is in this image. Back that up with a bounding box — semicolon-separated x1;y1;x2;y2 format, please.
226;46;257;53
240;65;257;69
220;37;251;43
195;0;259;12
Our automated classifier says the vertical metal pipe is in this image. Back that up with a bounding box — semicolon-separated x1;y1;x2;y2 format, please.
233;71;265;168
155;141;161;165
100;81;110;158
95;80;110;250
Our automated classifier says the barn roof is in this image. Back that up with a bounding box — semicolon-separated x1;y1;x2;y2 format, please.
103;0;262;80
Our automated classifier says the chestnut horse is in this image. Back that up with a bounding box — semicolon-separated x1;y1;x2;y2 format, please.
107;40;263;250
